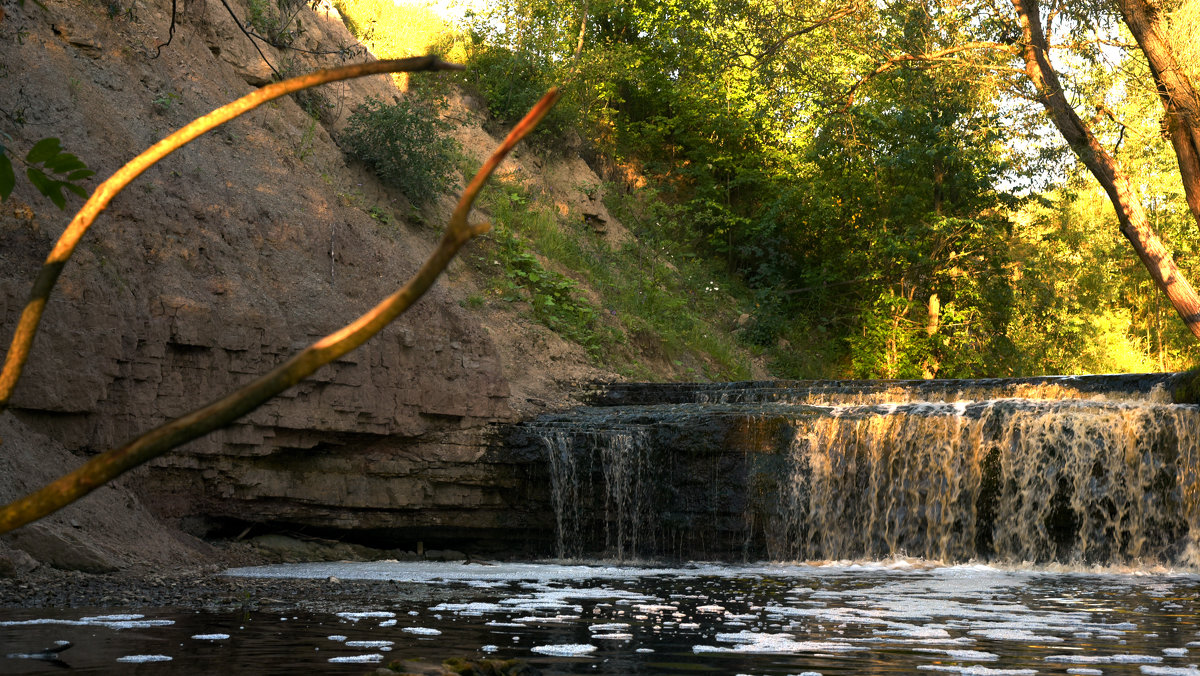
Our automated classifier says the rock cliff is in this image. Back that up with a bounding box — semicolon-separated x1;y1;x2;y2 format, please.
0;0;585;569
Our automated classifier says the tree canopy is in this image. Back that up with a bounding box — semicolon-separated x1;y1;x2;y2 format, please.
453;0;1200;377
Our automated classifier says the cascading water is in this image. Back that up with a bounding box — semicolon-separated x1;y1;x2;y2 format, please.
540;427;650;560
510;373;1200;565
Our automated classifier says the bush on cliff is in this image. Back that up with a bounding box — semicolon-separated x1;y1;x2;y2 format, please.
340;95;460;208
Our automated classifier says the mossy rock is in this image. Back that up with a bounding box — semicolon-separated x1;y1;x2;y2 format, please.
1171;367;1200;404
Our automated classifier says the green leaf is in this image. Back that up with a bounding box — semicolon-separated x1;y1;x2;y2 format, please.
45;185;67;209
45;153;86;175
63;183;87;198
0;154;14;202
26;168;67;209
25;137;62;165
67;169;95;181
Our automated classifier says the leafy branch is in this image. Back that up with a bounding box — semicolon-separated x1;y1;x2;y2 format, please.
0;53;560;534
0;137;96;209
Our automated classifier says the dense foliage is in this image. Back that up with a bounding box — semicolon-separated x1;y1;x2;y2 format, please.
340;96;460;208
327;0;1199;377
437;0;1200;377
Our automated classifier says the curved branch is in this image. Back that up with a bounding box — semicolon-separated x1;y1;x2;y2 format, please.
0;57;462;415
841;41;1018;109
0;80;561;534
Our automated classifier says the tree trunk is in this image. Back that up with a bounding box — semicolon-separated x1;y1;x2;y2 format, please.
572;0;589;66
1011;0;1200;339
1117;0;1200;228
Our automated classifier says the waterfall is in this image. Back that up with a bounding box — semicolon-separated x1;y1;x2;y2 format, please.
515;374;1200;565
541;427;650;560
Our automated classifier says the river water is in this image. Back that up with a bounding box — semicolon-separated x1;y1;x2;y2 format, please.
4;560;1200;674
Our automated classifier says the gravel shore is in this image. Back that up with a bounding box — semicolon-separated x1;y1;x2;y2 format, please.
0;567;436;611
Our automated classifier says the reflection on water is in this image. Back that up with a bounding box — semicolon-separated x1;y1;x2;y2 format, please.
4;561;1200;674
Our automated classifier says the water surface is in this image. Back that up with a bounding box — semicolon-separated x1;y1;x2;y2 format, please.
5;560;1200;674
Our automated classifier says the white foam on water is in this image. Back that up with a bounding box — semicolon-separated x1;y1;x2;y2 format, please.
430;602;506;613
212;559;1200;672
589;622;630;631
635;648;654;653
633;604;677;613
402;627;442;636
327;635;348;641
224;559;1200;583
117;655;173;663
0;619;73;627
1140;668;1200;675
916;667;1035;675
1045;654;1163;664
915;648;1000;660
335;611;395;622
379;619;397;627
694;631;866;654
0;615;175;631
327;654;383;663
530;643;597;656
885;627;954;639
191;633;230;640
481;645;499;652
345;640;394;648
1065;669;1103;675
592;633;633;640
970;629;1065;642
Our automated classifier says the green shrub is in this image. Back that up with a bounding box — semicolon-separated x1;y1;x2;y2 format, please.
463;44;571;145
340;96;460;208
486;221;604;356
1;137;95;210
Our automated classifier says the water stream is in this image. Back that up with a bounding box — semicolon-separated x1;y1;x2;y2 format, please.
5;374;1200;673
5;561;1200;674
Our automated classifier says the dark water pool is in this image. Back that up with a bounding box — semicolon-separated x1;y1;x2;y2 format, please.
4;561;1200;674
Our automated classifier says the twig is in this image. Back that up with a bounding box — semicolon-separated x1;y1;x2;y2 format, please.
151;0;177;59
0;58;462;414
217;0;281;77
0;74;559;534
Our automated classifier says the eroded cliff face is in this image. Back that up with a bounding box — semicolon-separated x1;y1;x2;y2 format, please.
0;0;565;567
